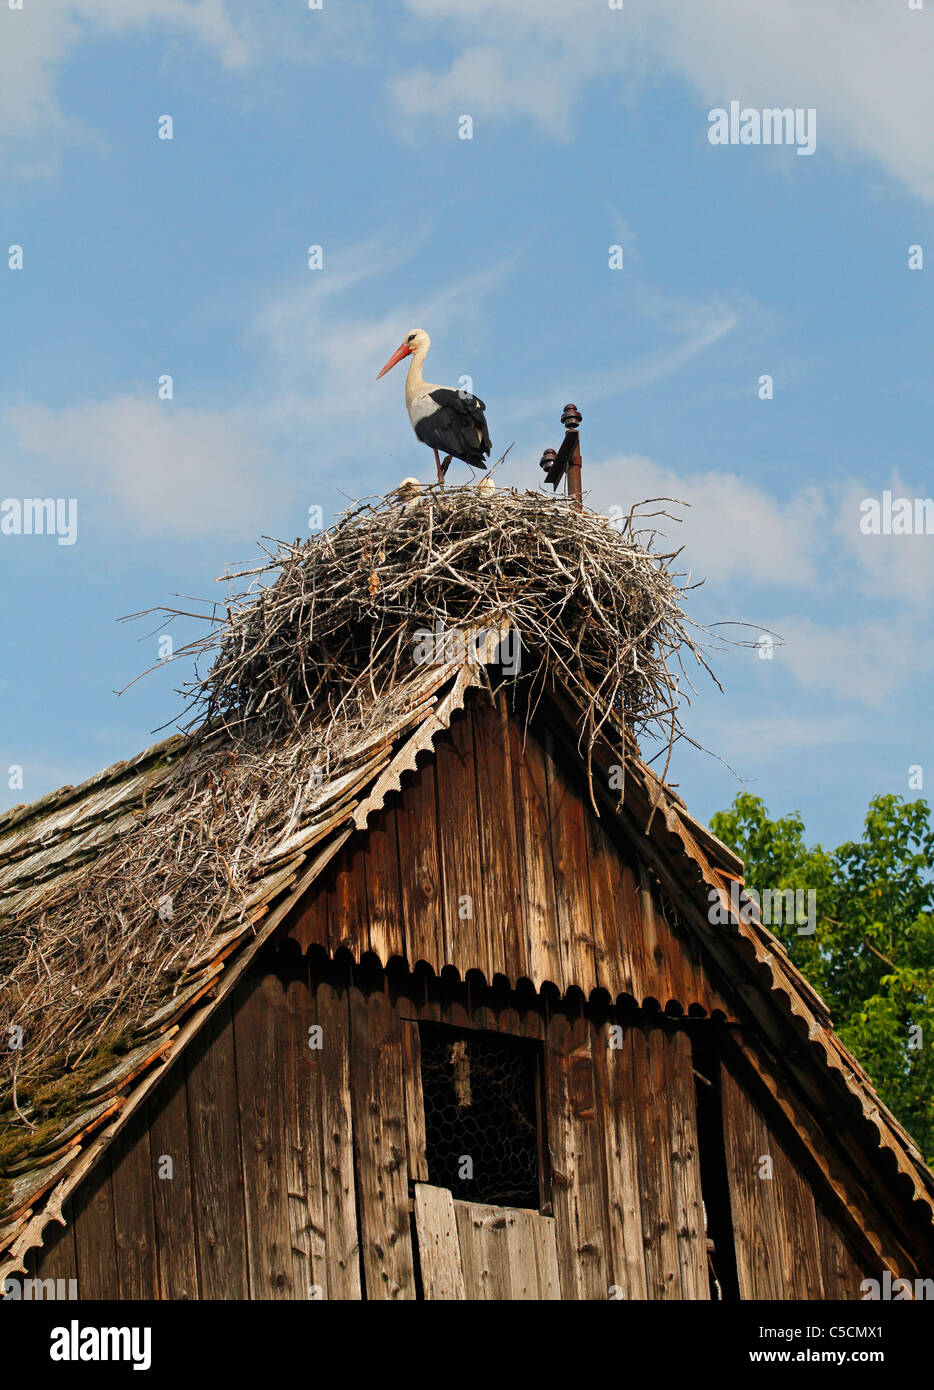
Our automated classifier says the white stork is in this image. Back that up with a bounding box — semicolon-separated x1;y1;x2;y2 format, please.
377;329;492;484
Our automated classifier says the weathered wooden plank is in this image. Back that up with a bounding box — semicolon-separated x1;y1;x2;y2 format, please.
658;895;689;1018
283;953;328;1300
315;978;361;1299
470;695;526;983
271;694;734;1023
584;813;637;1002
637;864;675;1011
186;1001;249;1299
816;1202;867;1300
441;986;470;1033
665;1030;708;1300
720;1060;791;1299
722;1054;833;1297
518;998;545;1042
285;881;328;955
747;1093;788;1299
147;1060;199;1300
453;1200;510;1298
414;1183;466;1299
731;1032;907;1275
394;758;444;971
71;1154;118;1299
594;1018;647;1299
544;1010;607;1299
401;1020;429;1182
348;983;415;1299
452;1200;560;1300
542;730;598;993
776;1152;825;1297
544;1007;575;1299
325;838;368;957
435;715;487;976
508;720;561;990
534;693;729;1013
364;800;405;964
672;903;707;1012
761;1096;825;1296
499;1205;553;1300
31;1199;78;1295
632;1024;681;1298
504;1205;538;1298
349;667;478;833
233;968;295;1299
109;1106;159;1299
529;1208;561;1298
619;862;649;1004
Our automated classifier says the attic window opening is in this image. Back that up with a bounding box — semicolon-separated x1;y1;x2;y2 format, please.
418;1022;544;1210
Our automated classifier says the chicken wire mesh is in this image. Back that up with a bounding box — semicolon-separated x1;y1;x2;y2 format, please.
418;1022;543;1209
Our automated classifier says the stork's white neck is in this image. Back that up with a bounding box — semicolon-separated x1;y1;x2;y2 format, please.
405;339;431;408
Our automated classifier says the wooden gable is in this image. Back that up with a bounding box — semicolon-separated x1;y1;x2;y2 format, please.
21;687;920;1302
288;691;737;1017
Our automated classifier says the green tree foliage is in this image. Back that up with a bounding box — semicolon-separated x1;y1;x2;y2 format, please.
710;793;934;1164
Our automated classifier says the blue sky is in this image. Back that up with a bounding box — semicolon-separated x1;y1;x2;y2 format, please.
1;0;932;849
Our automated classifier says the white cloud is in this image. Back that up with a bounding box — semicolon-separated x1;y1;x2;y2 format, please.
835;473;934;606
576;452;934;713
700;711;870;761
6;396;272;536
389;4;622;140
770;613;929;708
0;0;248;169
390;42;583;142
583;451;826;588
393;0;934;203
641;1;934;202
71;0;247;61
10;0;933;205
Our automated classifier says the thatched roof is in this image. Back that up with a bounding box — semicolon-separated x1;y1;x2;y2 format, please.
1;484;932;1278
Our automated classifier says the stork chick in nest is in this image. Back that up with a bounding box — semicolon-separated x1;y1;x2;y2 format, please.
377;329;492;485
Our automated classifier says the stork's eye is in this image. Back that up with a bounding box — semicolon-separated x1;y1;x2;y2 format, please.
407;334;416;343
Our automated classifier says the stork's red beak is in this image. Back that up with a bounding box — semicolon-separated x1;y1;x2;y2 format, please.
376;342;413;379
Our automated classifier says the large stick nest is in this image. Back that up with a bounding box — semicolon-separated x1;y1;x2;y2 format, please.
177;483;718;753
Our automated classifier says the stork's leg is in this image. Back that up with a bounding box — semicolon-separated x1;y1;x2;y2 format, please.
433;448;444;485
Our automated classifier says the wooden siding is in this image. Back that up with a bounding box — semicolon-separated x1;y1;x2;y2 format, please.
414;1184;560;1300
287;693;737;1017
721;1058;872;1298
453;1199;561;1300
34;955;365;1301
31;949;719;1301
348;983;416;1299
30;948;886;1301
25;694;893;1302
375;977;710;1301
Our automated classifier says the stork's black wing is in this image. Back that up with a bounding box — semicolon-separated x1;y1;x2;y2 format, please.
413;388;492;467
